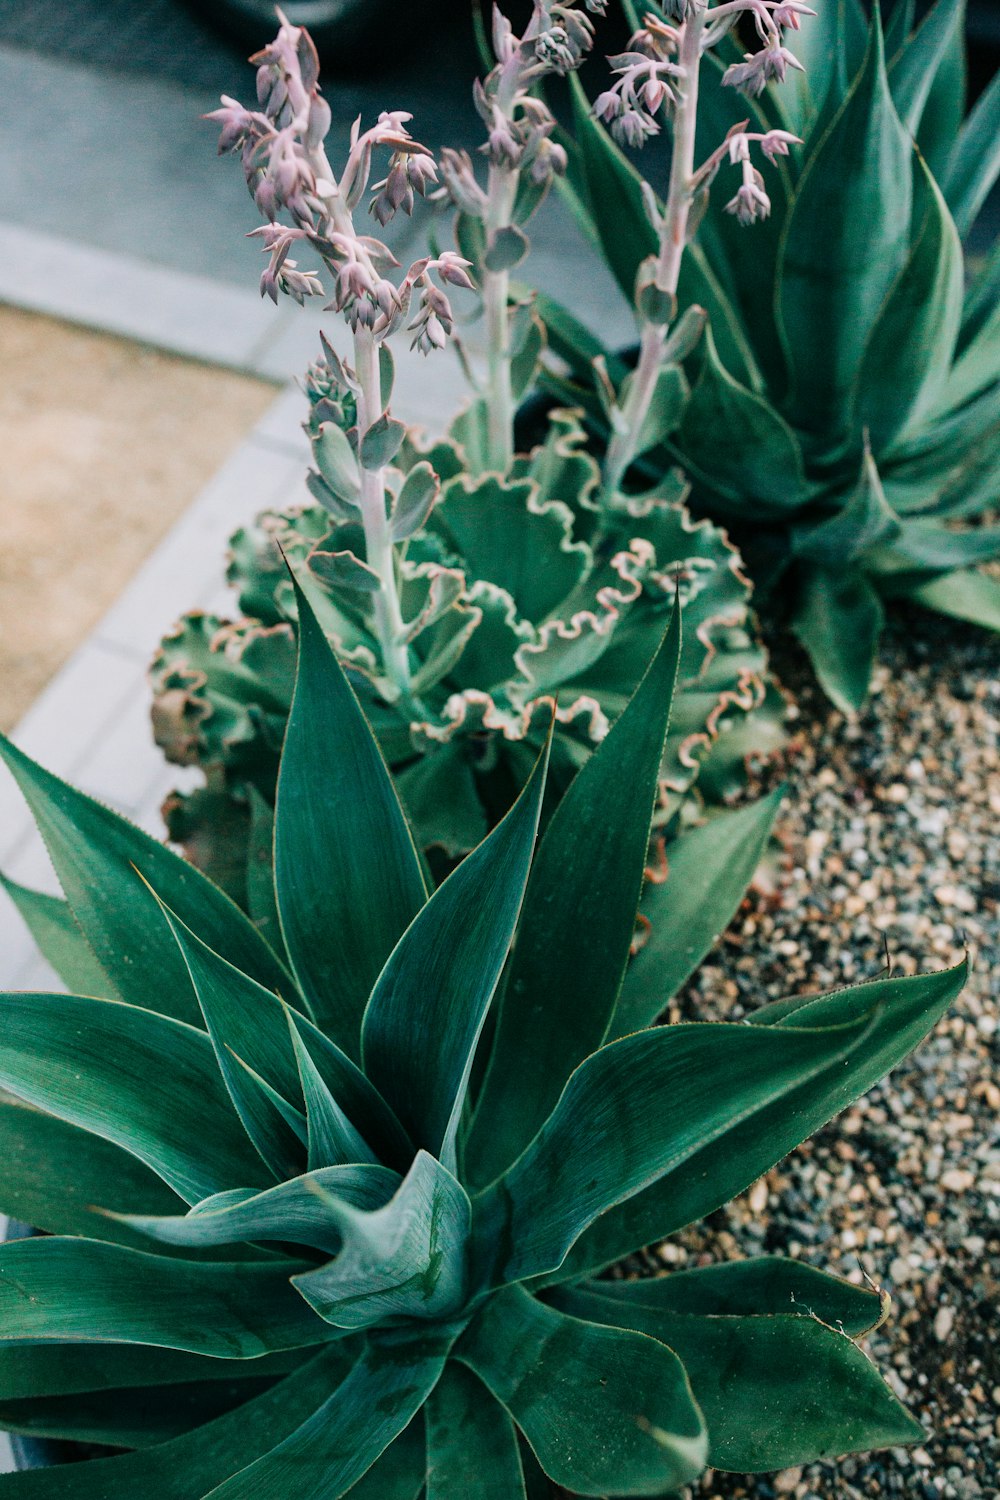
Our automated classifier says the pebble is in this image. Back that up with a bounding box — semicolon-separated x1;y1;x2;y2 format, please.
670;614;998;1499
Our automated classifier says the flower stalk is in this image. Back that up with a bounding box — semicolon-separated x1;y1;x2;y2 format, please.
207;10;473;706
595;0;810;504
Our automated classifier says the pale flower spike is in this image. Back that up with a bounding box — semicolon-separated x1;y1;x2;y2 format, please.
433;1;604;473
598;0;812;504
206;9;477;708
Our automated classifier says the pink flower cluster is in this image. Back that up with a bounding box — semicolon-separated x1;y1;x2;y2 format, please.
206;10;472;349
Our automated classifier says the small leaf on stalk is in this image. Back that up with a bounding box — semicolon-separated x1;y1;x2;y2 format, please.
313;423;360;504
360;413;407;470
391;460;440;540
484;225;529;273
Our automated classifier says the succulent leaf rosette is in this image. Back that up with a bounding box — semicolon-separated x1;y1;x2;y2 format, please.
0;586;966;1496
546;0;1000;711
151;390;777;887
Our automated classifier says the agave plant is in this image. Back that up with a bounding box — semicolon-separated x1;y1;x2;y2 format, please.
0;579;967;1494
151;390;778;894
546;0;1000;711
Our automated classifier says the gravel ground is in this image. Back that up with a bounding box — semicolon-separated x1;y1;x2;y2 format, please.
660;608;999;1500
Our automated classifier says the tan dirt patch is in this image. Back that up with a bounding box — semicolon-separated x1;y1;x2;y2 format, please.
0;306;277;731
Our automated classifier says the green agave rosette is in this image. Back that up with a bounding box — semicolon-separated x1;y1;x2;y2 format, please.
0;583;965;1496
552;0;1000;713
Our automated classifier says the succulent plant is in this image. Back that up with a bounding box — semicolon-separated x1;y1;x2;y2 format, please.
151;395;782;898
0;580;967;1495
546;0;1000;711
138;4;789;908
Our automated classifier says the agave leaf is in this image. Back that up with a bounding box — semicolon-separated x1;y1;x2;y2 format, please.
559;1282;923;1472
152;901;411;1176
362;736;548;1167
202;1328;456;1500
275;578;428;1055
613;788;785;1037
571;1255;884;1332
0;1343;302;1404
887;0;964;140
885;0;917;61
425;1362;526;1499
0;876;111;997
114;1164;400;1256
793;450;902;567
852;160;964;450
897;568;1000;631
942;63;1000;239
939;279;1000;414
155;899;305;1181
0;1238;331;1358
531;290;621;383
790;563;885;714
0;1348;355;1498
694;51;791;392
0;1379;279;1450
245;786;283;955
547;961;964;1285
466;610;682;1186
0;992;269;1204
457;1285;707;1497
778;10;914;438
911;0;966;180
475;1012;872;1288
784;0;869;126
0;736;288;1026
287;1016;377;1169
293;1151;471;1331
0;1094;184;1246
872;519;1000;575
677;326;810;517
566;75;761;389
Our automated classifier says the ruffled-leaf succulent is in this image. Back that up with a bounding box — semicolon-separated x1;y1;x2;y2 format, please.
151;391;782;896
0;582;967;1495
548;0;1000;711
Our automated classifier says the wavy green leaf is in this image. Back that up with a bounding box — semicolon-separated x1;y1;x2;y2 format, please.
426;1362;526;1499
0;1349;354;1498
457;1286;706;1497
791;562;885;713
466;611;681;1185
362;738;548;1167
0;737;287;1026
614;788;785;1037
547;961;964;1284
293;1152;471;1331
0;877;110;997
942;63;1000;238
475;1014;871;1288
0;1238;330;1358
275;579;428;1055
559;1281;922;1471
778;11;913;437
115;1165;399;1256
202;1329;455;1500
0;992;268;1205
